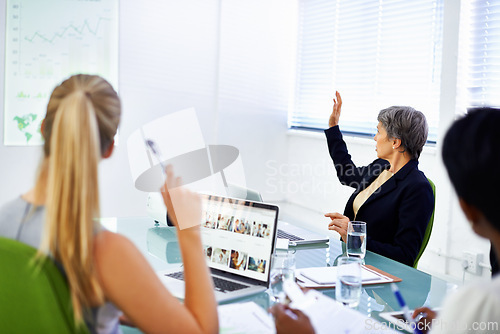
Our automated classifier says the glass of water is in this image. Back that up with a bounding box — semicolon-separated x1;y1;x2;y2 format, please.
347;221;366;259
270;251;295;303
335;256;362;308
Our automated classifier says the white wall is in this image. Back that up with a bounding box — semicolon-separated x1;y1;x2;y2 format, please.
0;0;492;283
103;0;222;217
0;0;293;218
215;1;295;202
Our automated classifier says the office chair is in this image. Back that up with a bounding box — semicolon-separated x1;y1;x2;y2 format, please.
0;237;89;333
413;178;436;268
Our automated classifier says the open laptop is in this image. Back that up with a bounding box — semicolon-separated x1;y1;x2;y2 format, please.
276;221;329;246
227;184;329;246
158;194;279;302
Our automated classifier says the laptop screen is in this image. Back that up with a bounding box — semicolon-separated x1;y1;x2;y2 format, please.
200;194;278;284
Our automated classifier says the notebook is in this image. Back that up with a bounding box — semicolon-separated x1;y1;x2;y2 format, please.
226;185;329;246
158;194;279;302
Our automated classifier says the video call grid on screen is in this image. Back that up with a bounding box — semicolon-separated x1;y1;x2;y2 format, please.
200;194;278;283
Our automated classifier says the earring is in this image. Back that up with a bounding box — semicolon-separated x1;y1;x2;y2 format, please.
392;146;395;149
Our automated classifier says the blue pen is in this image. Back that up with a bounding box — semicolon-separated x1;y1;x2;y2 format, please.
391;283;423;334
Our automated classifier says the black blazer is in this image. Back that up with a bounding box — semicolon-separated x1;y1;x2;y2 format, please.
325;126;434;266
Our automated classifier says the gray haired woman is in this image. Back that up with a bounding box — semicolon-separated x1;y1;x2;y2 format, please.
325;91;434;266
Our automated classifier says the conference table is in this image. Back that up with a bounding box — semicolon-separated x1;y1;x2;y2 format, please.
106;202;453;334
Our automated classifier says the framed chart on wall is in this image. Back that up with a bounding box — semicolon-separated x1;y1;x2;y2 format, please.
4;0;119;145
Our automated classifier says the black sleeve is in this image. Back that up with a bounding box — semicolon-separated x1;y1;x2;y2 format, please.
324;126;385;188
491;245;499;275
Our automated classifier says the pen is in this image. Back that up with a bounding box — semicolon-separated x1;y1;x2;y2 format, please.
145;139;167;174
391;283;423;334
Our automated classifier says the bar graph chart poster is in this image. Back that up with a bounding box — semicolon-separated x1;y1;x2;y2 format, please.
4;0;119;145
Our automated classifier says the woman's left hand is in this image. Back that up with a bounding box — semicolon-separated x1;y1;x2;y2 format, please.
325;212;349;242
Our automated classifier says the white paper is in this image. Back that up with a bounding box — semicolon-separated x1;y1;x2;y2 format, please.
218;295;397;334
296;265;393;287
275;238;289;250
295;290;399;334
218;302;275;334
127;108;207;191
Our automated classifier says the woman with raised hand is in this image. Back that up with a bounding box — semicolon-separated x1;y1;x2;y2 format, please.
0;74;218;334
324;91;434;266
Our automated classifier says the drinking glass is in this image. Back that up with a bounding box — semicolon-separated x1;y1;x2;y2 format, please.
269;251;295;303
347;221;366;259
335;256;362;308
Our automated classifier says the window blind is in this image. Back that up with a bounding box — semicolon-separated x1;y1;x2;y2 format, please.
457;0;500;114
291;0;444;142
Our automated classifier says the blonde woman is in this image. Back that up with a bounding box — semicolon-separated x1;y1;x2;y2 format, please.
0;75;218;334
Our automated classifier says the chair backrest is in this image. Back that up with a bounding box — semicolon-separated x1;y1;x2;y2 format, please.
413;178;436;268
0;237;89;333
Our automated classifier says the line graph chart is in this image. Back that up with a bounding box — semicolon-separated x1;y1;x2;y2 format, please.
24;17;112;44
4;0;118;145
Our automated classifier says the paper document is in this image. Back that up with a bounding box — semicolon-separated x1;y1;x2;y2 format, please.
296;265;393;287
294;290;399;334
218;293;397;334
218;302;275;334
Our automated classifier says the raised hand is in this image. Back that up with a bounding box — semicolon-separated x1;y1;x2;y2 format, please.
328;91;342;128
161;165;202;231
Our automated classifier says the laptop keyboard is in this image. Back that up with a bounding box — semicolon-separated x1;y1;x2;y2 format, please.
165;271;249;293
277;229;304;241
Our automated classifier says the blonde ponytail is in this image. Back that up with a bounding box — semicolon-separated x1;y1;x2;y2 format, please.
39;75;120;324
